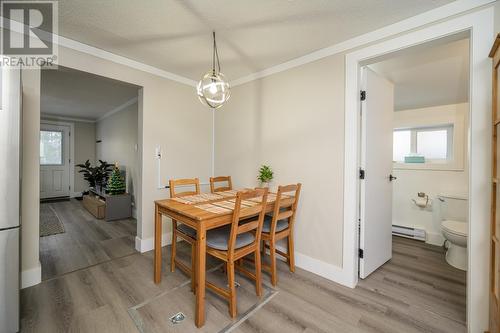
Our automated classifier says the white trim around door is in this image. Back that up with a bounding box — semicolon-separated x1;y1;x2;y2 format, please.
40;120;75;198
343;7;493;333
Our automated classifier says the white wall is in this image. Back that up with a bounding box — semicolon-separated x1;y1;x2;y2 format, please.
392;103;469;245
96;101;139;214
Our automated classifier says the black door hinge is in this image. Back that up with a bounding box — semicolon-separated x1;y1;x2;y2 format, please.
359;168;365;180
359;249;364;259
360;90;366;101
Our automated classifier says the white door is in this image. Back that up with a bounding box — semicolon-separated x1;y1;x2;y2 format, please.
359;67;395;279
40;123;70;199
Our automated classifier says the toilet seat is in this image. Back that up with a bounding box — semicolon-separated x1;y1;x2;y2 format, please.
441;220;468;237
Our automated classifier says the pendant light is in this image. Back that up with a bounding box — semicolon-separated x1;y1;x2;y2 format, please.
197;31;230;109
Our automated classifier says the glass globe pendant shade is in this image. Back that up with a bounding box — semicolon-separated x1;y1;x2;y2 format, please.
197;71;230;109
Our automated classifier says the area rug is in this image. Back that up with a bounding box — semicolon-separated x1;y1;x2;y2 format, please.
40;204;65;237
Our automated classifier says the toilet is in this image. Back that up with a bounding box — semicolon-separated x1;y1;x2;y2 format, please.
438;194;468;271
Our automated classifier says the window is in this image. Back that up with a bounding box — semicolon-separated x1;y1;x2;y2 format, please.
393;125;453;163
40;130;63;165
393;130;411;163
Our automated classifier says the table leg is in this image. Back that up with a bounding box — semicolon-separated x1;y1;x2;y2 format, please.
195;223;206;327
154;204;162;284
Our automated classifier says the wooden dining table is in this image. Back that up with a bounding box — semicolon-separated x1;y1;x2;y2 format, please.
153;190;293;328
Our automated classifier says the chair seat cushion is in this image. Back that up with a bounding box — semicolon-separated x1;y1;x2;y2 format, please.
177;223;196;238
206;226;255;251
262;215;289;233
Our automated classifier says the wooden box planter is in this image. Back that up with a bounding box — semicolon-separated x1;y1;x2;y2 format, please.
82;195;106;219
87;189;132;221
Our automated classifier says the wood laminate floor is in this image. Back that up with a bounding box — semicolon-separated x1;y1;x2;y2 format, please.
24;201;466;332
39;199;137;280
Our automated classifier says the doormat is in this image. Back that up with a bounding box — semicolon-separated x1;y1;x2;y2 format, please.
40;204;65;237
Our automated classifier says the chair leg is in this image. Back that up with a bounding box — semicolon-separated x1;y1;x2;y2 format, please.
254;250;262;297
191;244;196;293
170;221;177;272
227;261;237;318
222;262;227;274
269;241;278;286
288;233;295;273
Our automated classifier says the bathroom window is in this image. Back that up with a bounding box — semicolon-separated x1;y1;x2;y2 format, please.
393;125;453;163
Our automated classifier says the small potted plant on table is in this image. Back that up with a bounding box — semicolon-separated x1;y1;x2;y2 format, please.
258;164;274;188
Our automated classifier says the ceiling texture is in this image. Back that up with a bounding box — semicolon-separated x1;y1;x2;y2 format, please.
41;66;139;121
57;0;455;82
369;37;469;111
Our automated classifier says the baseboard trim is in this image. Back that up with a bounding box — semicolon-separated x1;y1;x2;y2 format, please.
135;232;172;253
21;261;41;289
274;244;353;288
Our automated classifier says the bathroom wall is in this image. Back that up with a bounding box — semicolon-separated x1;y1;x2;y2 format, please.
392;103;469;245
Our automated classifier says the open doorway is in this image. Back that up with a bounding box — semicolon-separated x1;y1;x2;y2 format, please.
357;34;470;328
38;66;142;280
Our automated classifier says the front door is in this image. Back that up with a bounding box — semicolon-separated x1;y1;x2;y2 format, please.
40;123;70;199
359;67;395;278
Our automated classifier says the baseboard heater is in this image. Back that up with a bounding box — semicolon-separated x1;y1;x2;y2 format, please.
392;224;426;241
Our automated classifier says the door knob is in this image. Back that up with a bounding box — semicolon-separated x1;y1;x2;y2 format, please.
389;174;397;182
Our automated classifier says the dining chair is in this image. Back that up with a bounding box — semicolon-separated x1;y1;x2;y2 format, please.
205;188;268;318
209;176;233;193
169;178;200;291
261;183;302;286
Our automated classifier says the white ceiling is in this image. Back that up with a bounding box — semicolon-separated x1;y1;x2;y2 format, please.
56;0;454;81
369;37;469;111
41;66;139;121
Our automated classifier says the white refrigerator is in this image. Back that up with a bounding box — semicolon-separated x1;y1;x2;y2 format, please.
0;66;22;333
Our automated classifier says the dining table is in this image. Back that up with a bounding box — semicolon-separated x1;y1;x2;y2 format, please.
153;189;293;328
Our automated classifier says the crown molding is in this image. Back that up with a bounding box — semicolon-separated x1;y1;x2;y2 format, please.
2;0;494;88
1;17;197;87
97;96;138;122
230;0;496;87
41;113;96;123
56;36;198;87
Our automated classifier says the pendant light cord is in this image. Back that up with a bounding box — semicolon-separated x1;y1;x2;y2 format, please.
212;31;221;74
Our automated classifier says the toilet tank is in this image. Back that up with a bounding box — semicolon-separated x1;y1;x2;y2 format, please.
438;193;468;222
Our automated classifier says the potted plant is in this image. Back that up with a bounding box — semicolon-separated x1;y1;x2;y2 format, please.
76;160;113;194
257;164;274;187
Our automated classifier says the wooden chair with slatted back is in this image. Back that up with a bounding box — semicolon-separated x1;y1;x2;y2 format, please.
209;176;233;193
205;188;268;318
261;183;301;286
169;178;200;291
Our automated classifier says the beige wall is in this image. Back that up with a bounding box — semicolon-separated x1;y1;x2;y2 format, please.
495;0;500;33
215;54;345;266
96;101;138;209
77;46;213;237
73;121;96;193
21;69;41;276
20;44;213;278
